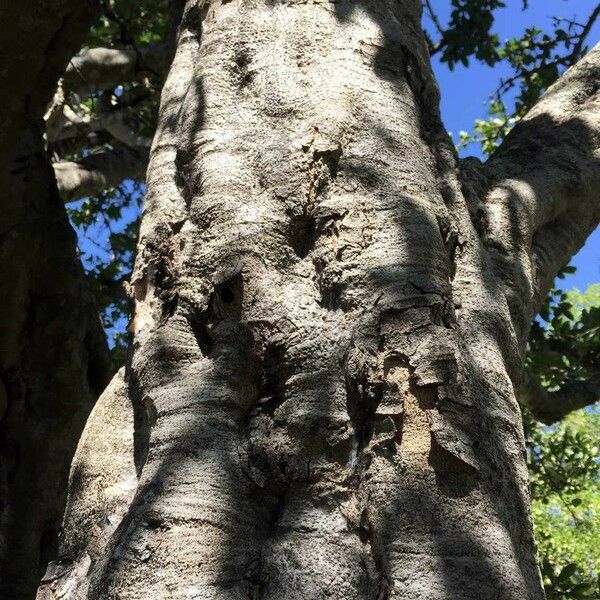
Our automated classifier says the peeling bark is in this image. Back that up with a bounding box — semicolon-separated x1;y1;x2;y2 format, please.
37;2;600;600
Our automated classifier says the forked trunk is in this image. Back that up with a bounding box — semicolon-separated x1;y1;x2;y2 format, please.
39;1;548;598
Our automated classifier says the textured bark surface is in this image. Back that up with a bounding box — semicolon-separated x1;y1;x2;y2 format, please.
38;2;599;599
0;2;112;598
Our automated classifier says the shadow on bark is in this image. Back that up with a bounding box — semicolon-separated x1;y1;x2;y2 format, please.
47;2;599;599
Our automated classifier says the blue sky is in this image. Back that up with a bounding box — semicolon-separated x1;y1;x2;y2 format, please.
428;0;600;291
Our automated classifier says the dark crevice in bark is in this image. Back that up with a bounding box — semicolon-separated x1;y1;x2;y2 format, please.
289;142;343;260
174;147;194;210
458;156;490;236
437;215;464;283
167;0;187;62
184;272;245;356
289;213;317;258
341;494;391;599
188;273;244;356
243;557;269;600
130;372;152;477
313;235;353;312
239;341;295;598
243;339;292;490
253;339;288;419
39;527;60;570
187;314;216;356
315;269;346;311
233;46;255;88
312;145;343;180
84;326;115;396
345;351;384;453
242;492;286;599
214;272;244;316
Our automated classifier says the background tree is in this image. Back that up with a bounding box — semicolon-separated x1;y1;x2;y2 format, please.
0;3;113;599
524;284;600;599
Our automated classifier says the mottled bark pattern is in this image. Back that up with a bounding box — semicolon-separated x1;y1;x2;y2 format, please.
39;1;600;599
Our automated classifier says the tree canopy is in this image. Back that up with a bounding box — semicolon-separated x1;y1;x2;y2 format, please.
47;1;600;597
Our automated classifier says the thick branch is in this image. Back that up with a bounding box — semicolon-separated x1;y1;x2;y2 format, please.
521;372;600;424
478;44;600;332
423;0;447;56
47;103;152;148
54;145;149;202
63;43;168;98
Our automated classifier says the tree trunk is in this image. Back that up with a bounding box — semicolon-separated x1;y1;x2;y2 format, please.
0;2;112;599
37;1;600;599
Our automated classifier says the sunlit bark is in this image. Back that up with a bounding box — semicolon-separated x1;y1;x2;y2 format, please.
36;2;600;600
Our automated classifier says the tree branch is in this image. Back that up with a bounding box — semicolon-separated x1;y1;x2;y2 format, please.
94;273;131;309
46;103;152;148
476;44;600;333
62;43;168;98
520;371;600;424
568;3;600;65
423;0;447;56
54;145;149;202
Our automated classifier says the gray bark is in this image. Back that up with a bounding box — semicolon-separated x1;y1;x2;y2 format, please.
61;44;169;99
54;146;149;203
38;2;600;599
0;2;112;599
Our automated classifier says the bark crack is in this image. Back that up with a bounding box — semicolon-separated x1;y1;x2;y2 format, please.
289;138;343;259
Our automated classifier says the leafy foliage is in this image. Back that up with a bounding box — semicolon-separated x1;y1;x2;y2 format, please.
458;98;516;155
57;0;164;365
437;0;505;68
66;181;143;365
450;6;599;153
524;284;600;598
88;0;167;47
527;282;600;390
526;409;600;599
